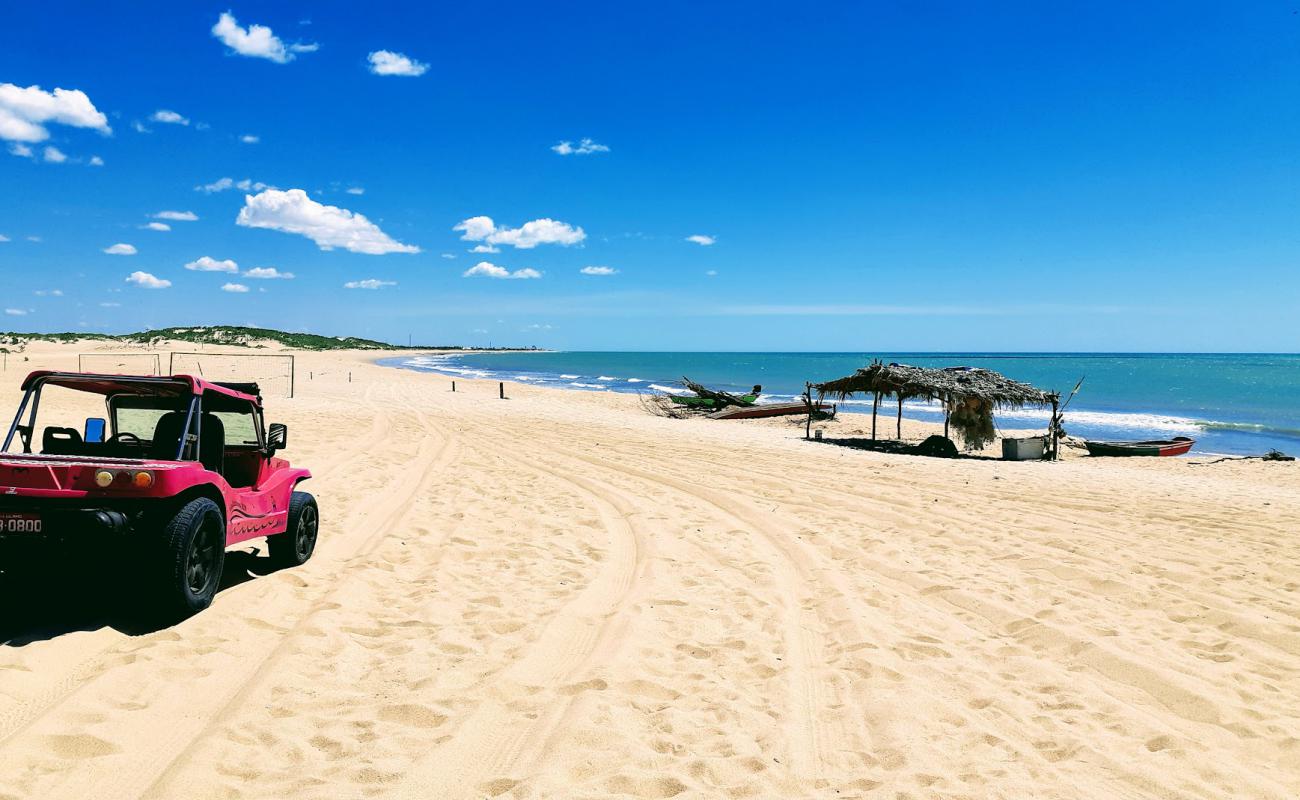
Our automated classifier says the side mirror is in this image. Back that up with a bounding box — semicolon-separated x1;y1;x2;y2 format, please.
267;423;288;453
84;417;106;443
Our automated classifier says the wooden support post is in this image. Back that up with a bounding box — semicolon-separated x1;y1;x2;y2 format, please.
804;382;813;440
499;382;505;399
452;380;456;392
896;396;903;439
1050;398;1059;461
871;392;880;440
944;406;950;439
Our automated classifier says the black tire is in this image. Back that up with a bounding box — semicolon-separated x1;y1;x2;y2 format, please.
161;497;226;616
268;491;318;569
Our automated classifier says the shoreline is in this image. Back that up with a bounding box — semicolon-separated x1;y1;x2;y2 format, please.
377;351;1298;457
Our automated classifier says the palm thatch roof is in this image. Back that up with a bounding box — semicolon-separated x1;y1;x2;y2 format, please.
813;360;1058;409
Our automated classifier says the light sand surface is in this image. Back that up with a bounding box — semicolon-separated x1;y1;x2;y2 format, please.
1;343;1298;799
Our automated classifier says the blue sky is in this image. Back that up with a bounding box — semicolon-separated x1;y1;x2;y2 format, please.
2;2;1298;351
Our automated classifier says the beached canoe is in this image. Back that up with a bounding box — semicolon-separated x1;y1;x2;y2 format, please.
707;401;833;420
1084;436;1195;457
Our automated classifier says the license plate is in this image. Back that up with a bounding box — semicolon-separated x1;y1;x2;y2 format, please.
0;512;42;534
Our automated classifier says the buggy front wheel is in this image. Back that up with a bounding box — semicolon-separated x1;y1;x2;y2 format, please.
269;491;318;568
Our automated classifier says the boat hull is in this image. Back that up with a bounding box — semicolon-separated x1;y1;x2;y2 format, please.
1084;437;1195;457
708;401;833;420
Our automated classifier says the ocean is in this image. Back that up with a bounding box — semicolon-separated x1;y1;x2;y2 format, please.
380;352;1300;456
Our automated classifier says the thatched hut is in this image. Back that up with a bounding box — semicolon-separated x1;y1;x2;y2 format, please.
812;360;1061;457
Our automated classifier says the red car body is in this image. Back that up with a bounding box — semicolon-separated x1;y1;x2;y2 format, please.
0;371;318;615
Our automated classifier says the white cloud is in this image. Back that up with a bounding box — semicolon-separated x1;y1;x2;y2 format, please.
155;210;198;221
345;186;364;195
42;146;67;163
470;244;499;253
89;155;103;166
0;83;110;143
143;222;171;231
33;289;63;296
343;279;396;289
185;256;238;273
151;109;189;126
99;301;121;307
686;234;716;246
221;282;250;293
705;269;718;276
0;234;9;241
440;253;456;259
244;266;294;279
551;138;610;156
453;215;495;241
462;261;542;280
9;143;32;157
103;243;137;255
132;120;150;133
5;308;28;316
125;271;170;289
454;215;585;249
212;12;316;63
240;134;259;143
367;50;429;77
237;188;419;254
25;236;40;242
580;266;617;276
196;177;269;193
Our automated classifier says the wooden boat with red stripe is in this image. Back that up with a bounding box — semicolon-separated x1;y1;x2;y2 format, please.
1084;436;1195;457
707;400;833;420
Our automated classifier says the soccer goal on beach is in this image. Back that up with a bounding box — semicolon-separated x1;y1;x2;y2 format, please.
77;352;163;376
167;352;296;398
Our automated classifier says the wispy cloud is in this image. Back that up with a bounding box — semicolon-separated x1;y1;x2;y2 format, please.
125;271;170;288
463;261;542;280
221;283;249;293
196;177;269;193
686;234;715;246
103;243;137;255
151;109;189;126
5;308;29;316
155;210;198;221
367;50;428;77
237;188;419;254
185;256;238;273
344;279;396;289
142;222;170;231
212;12;317;63
43;146;67;163
454;215;585;249
580;266;617;276
240;134;259;144
244;267;294;279
0;82;110;142
551;138;609;155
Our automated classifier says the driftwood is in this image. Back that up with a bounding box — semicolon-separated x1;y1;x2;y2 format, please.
1190;449;1294;466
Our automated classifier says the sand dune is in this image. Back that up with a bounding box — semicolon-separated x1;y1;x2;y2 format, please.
1;343;1298;799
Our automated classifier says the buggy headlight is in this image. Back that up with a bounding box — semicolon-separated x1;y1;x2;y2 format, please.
132;471;154;488
94;470;115;488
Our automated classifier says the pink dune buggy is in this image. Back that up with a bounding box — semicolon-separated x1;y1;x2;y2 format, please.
0;371;317;616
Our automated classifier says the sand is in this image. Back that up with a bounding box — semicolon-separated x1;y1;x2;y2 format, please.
1;342;1298;799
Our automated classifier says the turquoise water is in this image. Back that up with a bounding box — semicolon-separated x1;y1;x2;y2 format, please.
381;352;1300;456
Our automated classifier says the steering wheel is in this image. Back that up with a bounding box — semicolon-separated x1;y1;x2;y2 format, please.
106;432;145;452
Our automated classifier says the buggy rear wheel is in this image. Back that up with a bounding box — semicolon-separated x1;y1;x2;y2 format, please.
161;497;226;616
269;491;318;568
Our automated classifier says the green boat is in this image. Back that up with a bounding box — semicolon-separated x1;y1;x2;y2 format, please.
669;379;761;409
